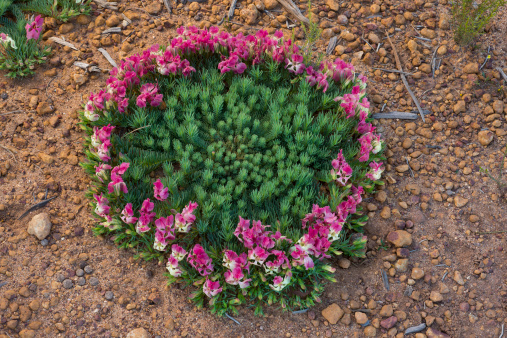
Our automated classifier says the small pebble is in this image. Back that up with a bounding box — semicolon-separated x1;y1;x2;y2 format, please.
76;269;84;277
56;274;65;282
84;265;94;274
77;277;86;286
41;239;49;246
105;291;114;300
89;277;99;286
62;279;74;289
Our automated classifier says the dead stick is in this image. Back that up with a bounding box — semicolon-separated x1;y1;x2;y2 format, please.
371;67;413;76
0;144;17;161
0;109;24;116
162;0;172;14
228;0;238;20
385;32;426;122
496;67;507;82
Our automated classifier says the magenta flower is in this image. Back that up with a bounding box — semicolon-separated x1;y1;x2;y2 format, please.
136;198;156;234
153;179;169;201
203;278;222;298
171;244;187;261
91;125;115;148
96;139;111;162
331;150;353;185
224;267;251;289
93;193;110;217
121;203;138;224
248;246;269;266
285;53;305;75
365;161;384;181
166;255;183;277
108;172;128;195
269;270;292;292
95;164;111;182
290;245;314;269
112;162;130;176
136;83;163;108
174;201;198;233
25;15;43;41
153;215;175;251
187;244;213;276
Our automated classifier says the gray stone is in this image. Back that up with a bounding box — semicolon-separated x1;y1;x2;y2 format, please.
62;279;73;289
105;291;114;300
76;269;84;277
77;277;86;286
27;213;52;240
89;277;99;286
84;265;94;274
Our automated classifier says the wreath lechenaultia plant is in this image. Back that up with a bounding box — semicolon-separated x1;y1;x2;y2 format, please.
80;26;385;316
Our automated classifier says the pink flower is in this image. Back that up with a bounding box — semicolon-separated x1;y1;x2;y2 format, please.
25;15;43;41
112;162;130;176
136;199;156;234
331;150;353;185
121;203;138;224
171;244;187;261
166;255;183;277
136;83;163;108
95;164;111;182
153;179;169;201
334;93;359;118
203;278;222;298
153;215;175;251
108;172;128;195
269;270;292;292
174;201;198;233
365;161;384;181
224;267;252;289
96;139;111;162
93;193;110;217
285;53;305;74
290;245;314;269
248;246;269;266
91;125;115;147
187;244;213;276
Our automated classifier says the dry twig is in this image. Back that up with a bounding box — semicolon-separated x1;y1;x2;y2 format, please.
496;67;507;82
0;109;24;116
49;37;78;50
385;32;426;122
0;144;17;161
228;0;239;20
277;0;309;25
98;48;118;68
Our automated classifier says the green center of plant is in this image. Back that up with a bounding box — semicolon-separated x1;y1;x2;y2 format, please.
117;60;357;249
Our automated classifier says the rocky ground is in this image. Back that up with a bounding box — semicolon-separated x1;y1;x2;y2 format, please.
1;0;506;337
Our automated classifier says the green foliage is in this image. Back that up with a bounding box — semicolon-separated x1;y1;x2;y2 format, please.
300;0;323;64
480;145;507;199
0;3;51;78
19;0;92;22
451;0;506;46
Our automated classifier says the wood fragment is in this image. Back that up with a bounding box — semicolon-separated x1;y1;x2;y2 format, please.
371;67;413;76
121;13;132;24
381;270;389;291
73;61;101;73
228;0;238;20
18;196;57;220
372;110;431;120
385;32;426;122
496;67;507;82
225;313;241;325
431;44;440;78
93;0;118;10
162;0;172;14
405;324;426;335
276;0;309;25
0;109;24;116
0;144;17;161
326;36;338;55
98;48;118;68
102;27;122;34
48;37;77;50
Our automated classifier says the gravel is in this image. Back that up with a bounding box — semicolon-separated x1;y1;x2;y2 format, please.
77;277;86;286
76;269;84;277
84;265;94;274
